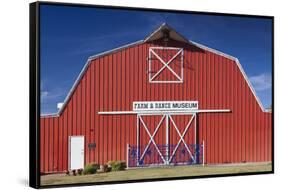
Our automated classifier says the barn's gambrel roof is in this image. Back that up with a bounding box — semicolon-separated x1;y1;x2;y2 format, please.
41;23;269;117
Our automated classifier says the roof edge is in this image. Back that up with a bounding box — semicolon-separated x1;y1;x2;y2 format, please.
190;40;268;113
234;58;268;112
189;40;237;61
89;40;144;60
143;22;166;42
40;39;144;117
41;113;59;118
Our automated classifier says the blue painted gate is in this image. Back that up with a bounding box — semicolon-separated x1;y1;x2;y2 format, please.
127;143;204;167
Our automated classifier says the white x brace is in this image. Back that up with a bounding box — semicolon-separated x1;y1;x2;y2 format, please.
149;47;183;83
138;115;166;163
168;114;195;162
137;113;196;165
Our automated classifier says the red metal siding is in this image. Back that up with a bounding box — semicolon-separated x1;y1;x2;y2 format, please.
40;40;272;173
40;119;44;173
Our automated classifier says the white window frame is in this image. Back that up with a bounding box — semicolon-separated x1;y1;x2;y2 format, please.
148;47;184;83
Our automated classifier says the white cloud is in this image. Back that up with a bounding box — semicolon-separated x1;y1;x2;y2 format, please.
41;89;64;102
41;91;49;98
249;73;272;91
40;79;65;103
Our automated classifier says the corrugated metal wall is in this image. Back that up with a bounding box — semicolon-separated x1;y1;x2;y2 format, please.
40;39;272;173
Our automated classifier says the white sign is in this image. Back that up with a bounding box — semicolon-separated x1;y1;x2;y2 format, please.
133;101;198;111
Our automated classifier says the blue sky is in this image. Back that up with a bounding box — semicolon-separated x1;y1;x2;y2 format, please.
40;4;272;114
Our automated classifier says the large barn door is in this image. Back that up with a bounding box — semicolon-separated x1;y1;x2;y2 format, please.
128;113;204;167
168;114;197;164
137;114;167;166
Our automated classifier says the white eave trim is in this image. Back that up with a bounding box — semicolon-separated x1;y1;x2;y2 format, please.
235;58;268;112
58;40;144;115
57;58;91;115
89;40;144;60
189;40;237;61
40;40;144;117
190;40;268;113
41;113;59;118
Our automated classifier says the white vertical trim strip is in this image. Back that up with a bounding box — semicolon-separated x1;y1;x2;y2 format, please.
136;115;140;166
202;140;205;166
165;114;169;164
126;143;129;169
148;48;152;82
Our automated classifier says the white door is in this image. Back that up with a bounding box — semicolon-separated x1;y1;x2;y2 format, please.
69;136;84;170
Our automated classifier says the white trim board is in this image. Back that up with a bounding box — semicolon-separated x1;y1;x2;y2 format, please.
98;109;231;115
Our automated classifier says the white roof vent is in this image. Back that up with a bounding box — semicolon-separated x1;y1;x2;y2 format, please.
57;102;63;110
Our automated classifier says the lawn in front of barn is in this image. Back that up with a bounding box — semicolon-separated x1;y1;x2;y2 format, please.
41;162;272;186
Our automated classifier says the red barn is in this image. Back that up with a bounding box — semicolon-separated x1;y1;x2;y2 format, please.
40;23;272;173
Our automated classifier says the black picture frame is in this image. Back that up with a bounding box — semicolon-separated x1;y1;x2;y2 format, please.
29;1;274;188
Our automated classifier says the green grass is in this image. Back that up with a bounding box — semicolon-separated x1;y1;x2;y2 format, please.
41;162;272;186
